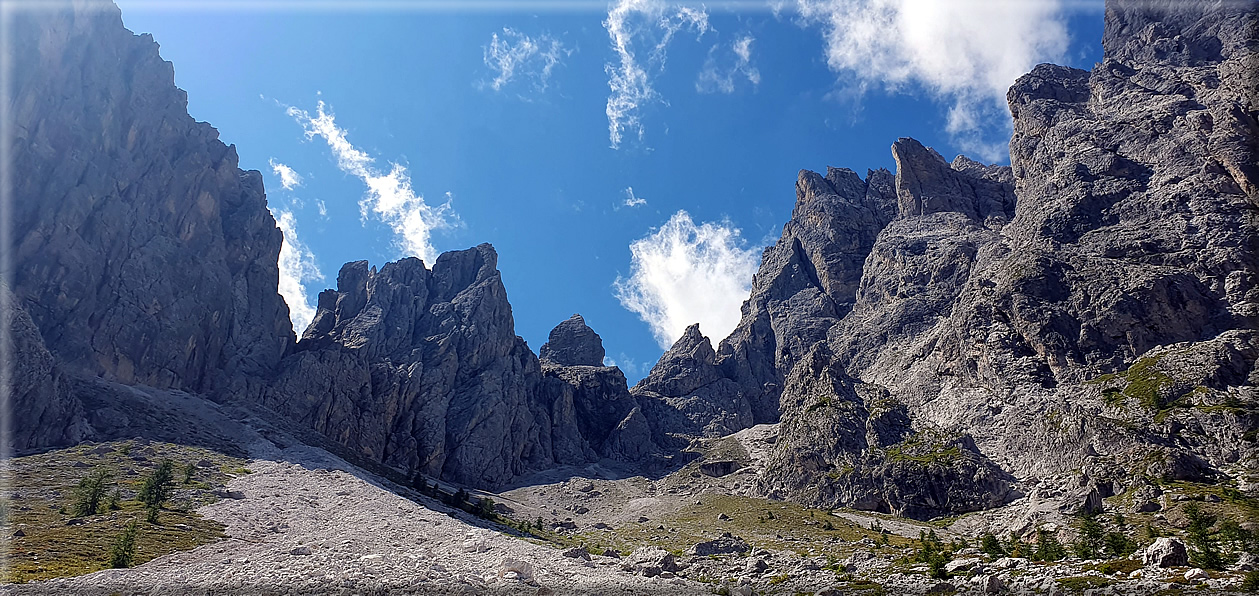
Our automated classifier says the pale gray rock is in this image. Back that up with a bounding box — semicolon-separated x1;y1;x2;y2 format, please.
620;546;680;577
686;533;750;556
1143;537;1189;568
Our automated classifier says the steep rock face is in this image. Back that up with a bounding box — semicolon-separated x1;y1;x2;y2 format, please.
753;0;1258;515
9;1;294;393
4;286;90;452
539;314;606;366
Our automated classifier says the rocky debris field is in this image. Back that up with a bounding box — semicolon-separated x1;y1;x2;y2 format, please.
3;437;715;595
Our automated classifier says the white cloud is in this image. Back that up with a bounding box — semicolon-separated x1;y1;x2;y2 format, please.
623;186;647;207
270;208;324;335
286;101;455;263
269;158;303;190
795;0;1069;161
316;199;328;218
603;0;710;149
614;210;760;349
603;353;639;376
697;35;761;94
482;27;567;93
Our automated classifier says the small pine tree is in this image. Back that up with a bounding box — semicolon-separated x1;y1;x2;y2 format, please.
411;475;428;493
106;489;121;511
981;532;1005;557
108;520;140;568
182;462;197;484
1184;502;1224;570
916;530;950;578
72;468;113;516
138;460;175;513
1073;514;1105;559
536;516;545;532
1104;531;1136;558
1035;529;1067;562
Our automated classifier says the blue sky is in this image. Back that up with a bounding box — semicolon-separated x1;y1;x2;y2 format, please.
115;0;1104;381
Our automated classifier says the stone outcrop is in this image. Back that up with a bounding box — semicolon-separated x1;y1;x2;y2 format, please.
8;0;294;394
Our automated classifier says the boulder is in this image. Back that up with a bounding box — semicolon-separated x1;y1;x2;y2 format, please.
686;533;751;556
1143;537;1189;568
619;546;679;577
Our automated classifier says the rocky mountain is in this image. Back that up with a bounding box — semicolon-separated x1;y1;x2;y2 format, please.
4;1;656;489
7;0;1255;524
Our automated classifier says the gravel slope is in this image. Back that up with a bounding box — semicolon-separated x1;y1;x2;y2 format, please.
5;438;709;595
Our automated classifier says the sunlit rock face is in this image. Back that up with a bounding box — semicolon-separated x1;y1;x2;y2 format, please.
642;0;1258;518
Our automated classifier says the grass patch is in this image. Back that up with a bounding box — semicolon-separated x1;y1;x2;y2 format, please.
5;440;246;583
1056;576;1111;594
567;493;916;560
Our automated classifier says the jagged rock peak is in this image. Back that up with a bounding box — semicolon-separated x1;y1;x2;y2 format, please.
891;137;1016;221
539;314;606;367
299;244;502;358
634;324;720;396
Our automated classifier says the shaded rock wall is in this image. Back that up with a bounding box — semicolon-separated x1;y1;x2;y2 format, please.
9;0;295;395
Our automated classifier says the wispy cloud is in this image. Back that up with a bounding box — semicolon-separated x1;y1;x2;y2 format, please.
795;0;1069;161
614;210;760;349
603;0;710;149
482;27;568;94
623;186;647;207
697;35;760;94
270;208;324;334
286;100;455;263
269;158;303;190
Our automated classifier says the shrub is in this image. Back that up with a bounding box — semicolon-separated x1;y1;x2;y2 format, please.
1242;569;1259;592
475;497;497;519
72;467;114;516
108;520;140;568
182;462;197;484
981;532;1005;557
1104;531;1136;557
